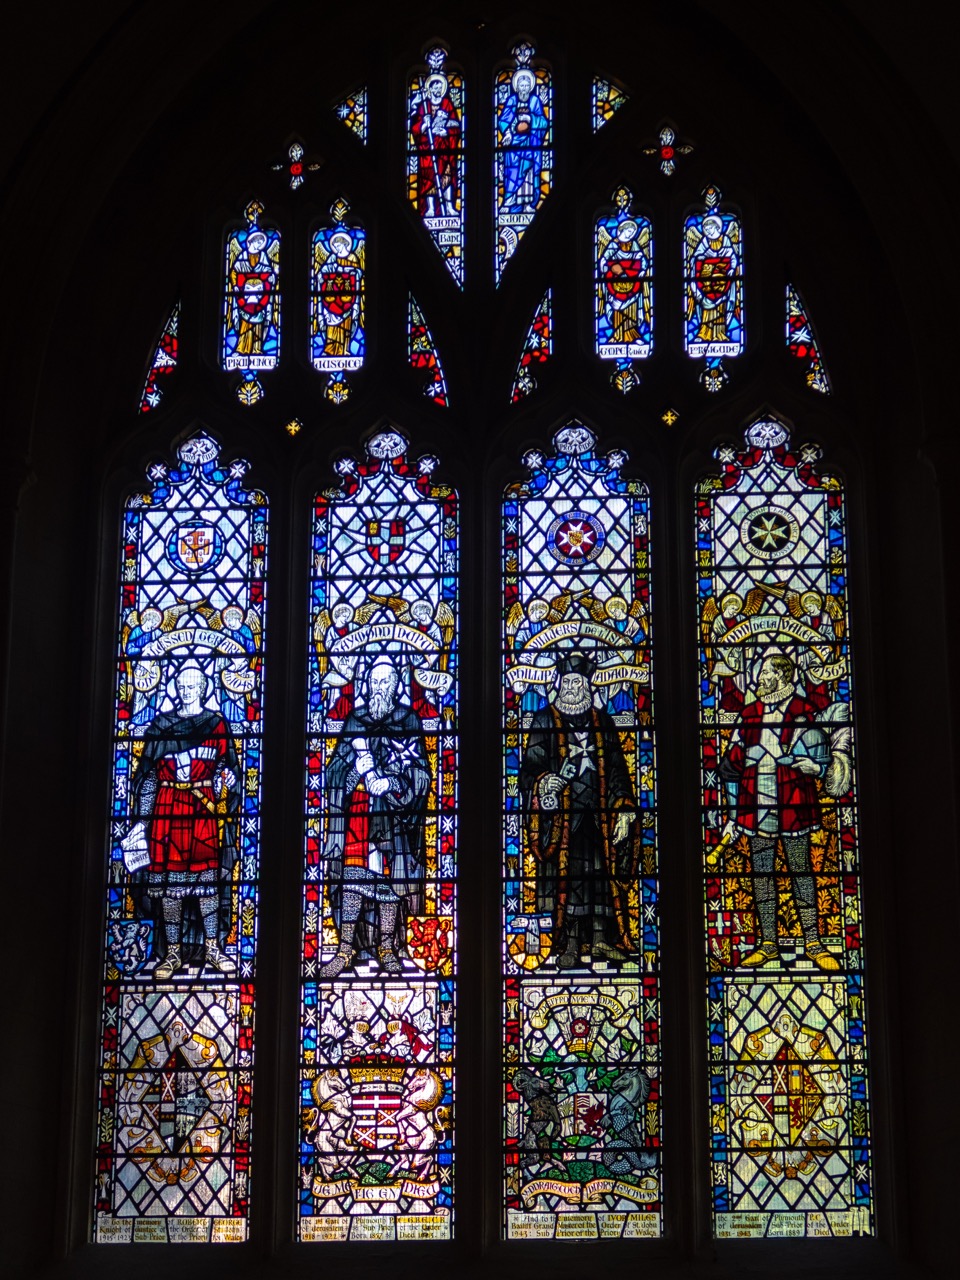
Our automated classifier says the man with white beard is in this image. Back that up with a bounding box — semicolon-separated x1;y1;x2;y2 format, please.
320;659;431;977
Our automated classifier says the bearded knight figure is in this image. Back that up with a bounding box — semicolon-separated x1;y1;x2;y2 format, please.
320;659;431;977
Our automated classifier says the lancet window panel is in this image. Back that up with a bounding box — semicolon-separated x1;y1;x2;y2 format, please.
222;201;281;405
494;41;553;283
94;433;267;1244
683;185;743;392
502;423;661;1241
311;199;366;406
698;415;873;1239
299;430;458;1242
407;47;465;286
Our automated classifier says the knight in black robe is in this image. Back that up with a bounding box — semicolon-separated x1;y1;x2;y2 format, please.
320;659;430;976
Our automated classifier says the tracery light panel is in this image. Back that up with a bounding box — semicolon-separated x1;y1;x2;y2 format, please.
139;301;179;413
222;200;281;406
511;289;552;402
494;41;552;283
595;186;653;394
698;415;873;1238
786;284;830;394
408;295;449;406
334;85;368;142
683;185;742;392
591;76;628;132
299;430;458;1242
95;433;267;1243
311;198;365;405
503;424;661;1240
407;47;465;285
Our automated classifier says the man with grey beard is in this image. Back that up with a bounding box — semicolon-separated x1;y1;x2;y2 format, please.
521;653;639;969
320;659;431;977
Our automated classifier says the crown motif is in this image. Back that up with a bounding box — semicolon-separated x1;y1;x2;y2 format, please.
346;1053;407;1087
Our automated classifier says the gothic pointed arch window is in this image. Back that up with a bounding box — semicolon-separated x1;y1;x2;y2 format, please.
60;12;903;1274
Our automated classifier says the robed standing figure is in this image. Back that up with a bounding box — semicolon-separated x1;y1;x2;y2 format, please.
320;659;430;977
520;654;639;969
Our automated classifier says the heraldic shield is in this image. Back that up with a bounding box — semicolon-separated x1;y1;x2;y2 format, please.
507;912;554;969
695;255;733;302
406;914;454;973
107;919;154;977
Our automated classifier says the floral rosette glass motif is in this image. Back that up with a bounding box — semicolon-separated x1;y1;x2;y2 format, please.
94;433;267;1243
407;47;465;285
494;41;552;284
299;430;458;1242
698;415;873;1238
502;423;661;1240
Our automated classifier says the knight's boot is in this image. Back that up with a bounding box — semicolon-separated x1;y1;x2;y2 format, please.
740;940;779;968
798;905;840;971
320;943;356;979
155;946;183;980
204;940;237;974
377;944;403;975
804;941;841;972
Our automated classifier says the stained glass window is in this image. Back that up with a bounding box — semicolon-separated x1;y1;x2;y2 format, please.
299;430;458;1242
94;432;266;1244
407;47;464;285
592;77;628;131
494;41;552;283
698;414;872;1239
683;184;743;391
311;198;365;404
334;86;368;142
787;284;830;393
502;423;661;1240
139;301;179;413
222;201;281;406
595;186;653;393
511;289;552;402
408;295;449;406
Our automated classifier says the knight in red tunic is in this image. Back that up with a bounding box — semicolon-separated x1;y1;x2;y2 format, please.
122;662;240;978
718;653;839;971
